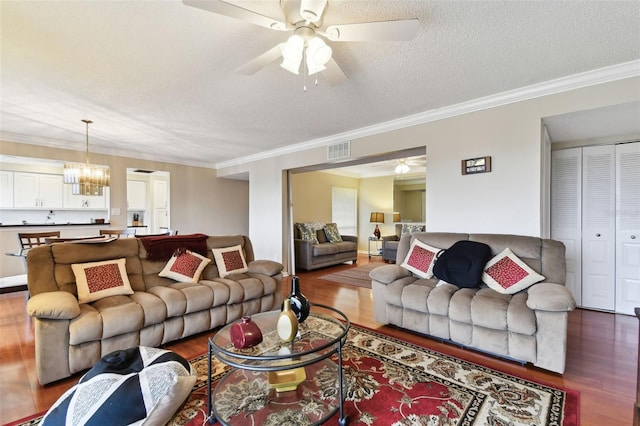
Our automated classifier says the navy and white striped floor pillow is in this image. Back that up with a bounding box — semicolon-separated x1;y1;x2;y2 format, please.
41;346;196;425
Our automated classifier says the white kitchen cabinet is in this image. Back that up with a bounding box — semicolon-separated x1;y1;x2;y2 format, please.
127;180;147;211
0;171;14;208
14;172;63;208
63;184;108;209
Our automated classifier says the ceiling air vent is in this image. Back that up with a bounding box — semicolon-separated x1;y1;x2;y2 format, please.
327;141;350;160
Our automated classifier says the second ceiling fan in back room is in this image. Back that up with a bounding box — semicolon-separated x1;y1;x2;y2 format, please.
183;0;420;86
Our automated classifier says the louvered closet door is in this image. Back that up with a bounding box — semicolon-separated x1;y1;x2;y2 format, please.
551;148;582;305
615;142;640;315
582;145;616;311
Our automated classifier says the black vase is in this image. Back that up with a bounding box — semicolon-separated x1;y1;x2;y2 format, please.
288;276;310;323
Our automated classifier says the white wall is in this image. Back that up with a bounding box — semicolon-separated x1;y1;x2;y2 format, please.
218;77;640;264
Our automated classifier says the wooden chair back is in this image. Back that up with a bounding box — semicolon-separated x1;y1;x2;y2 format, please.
99;228;136;238
17;231;61;255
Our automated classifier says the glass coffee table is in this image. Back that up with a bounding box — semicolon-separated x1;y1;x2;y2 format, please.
207;304;350;425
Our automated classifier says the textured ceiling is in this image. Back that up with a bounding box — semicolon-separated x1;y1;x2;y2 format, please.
1;0;639;169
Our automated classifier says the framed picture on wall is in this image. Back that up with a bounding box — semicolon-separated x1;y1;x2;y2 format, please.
462;156;491;175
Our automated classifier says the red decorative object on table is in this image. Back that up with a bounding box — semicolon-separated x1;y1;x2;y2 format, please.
230;316;263;349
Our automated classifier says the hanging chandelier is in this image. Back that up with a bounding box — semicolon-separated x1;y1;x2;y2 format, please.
63;119;110;196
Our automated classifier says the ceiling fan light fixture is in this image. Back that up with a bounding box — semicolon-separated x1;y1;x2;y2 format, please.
395;162;410;174
281;58;301;74
307;36;332;66
280;34;304;74
306;59;326;75
282;34;304;62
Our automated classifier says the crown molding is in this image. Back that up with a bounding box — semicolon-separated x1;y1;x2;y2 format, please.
215;60;640;170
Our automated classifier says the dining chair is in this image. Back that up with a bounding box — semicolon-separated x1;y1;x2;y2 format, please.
7;232;62;296
17;231;61;256
137;232;170;237
99;228;136;238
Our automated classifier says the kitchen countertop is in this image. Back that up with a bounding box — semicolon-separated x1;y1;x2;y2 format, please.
0;222;111;228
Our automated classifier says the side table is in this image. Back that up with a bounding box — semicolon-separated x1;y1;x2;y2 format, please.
368;236;382;259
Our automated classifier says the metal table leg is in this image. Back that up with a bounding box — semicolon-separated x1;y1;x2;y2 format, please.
207;340;217;424
337;338;350;426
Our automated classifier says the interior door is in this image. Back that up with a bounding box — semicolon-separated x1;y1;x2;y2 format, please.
551;148;582;305
615;142;640;315
581;145;615;311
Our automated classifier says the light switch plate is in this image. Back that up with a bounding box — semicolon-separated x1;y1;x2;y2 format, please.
111;208;121;216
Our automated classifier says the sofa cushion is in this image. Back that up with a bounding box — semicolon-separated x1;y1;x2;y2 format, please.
323;223;343;242
248;259;284;276
72;258;134;304
27;291;81;320
333;241;357;253
158;249;211;283
296;223;319;245
400;239;441;278
313;243;339;256
482;248;545;294
212;245;249;278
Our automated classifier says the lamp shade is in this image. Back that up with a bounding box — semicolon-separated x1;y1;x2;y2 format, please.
393;212;401;222
369;212;385;223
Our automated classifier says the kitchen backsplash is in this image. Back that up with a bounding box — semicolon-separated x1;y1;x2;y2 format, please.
0;209;109;226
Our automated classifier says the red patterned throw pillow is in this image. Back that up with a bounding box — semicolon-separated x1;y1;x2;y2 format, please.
72;258;134;303
159;249;211;283
211;245;249;278
400;239;441;279
482;248;545;294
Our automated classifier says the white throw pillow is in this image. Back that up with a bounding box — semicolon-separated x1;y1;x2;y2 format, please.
400;239;441;279
212;245;249;278
159;249;211;283
72;258;134;303
483;247;545;294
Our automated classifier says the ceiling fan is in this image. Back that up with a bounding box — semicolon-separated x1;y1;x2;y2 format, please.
182;0;420;85
393;156;425;174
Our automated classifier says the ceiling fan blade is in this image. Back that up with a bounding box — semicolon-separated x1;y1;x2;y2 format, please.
321;58;348;86
235;44;284;75
324;19;419;42
183;0;288;31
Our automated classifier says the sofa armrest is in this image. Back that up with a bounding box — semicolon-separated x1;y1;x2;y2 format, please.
248;259;284;276
382;235;399;243
341;235;357;243
27;291;81;320
526;283;576;312
369;264;412;285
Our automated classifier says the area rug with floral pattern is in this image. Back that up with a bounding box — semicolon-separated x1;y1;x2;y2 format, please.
8;324;578;426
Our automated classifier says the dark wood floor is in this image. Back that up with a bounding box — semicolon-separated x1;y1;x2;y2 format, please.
0;255;637;425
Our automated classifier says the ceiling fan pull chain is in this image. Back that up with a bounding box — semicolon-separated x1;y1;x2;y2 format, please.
303;48;308;92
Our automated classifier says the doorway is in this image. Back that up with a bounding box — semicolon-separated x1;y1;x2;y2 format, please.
126;168;170;235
